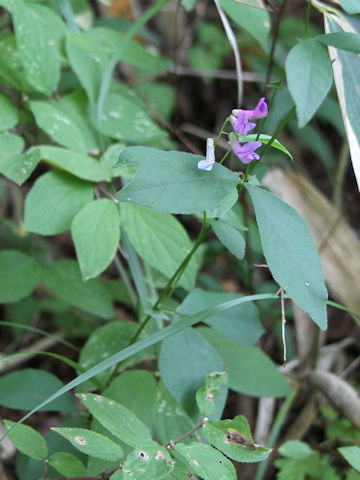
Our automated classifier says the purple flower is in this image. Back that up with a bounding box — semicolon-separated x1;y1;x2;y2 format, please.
198;138;215;171
232;140;262;164
230;111;256;136
232;97;268;121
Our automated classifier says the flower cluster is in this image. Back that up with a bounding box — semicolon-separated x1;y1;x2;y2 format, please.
197;97;268;171
230;97;268;164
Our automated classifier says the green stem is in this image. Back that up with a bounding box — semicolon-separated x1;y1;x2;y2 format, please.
97;0;172;119
254;384;300;480
129;222;211;345
219;148;231;165
332;139;349;208
214;117;231;148
264;0;289;89
305;0;312;38
113;254;138;309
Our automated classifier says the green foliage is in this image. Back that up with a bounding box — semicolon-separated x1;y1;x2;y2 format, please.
52;427;123;461
48;452;87;478
286;38;333;127
338;446;360;472
4;421;48;461
0;250;43;303
116;147;239;214
246;184;328;330
196;371;228;417
71;199;120;280
121;203;198;291
24;171;93;235
0;369;74;411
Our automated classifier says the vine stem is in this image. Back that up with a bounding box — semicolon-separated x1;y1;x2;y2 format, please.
128;222;211;345
165;421;206;449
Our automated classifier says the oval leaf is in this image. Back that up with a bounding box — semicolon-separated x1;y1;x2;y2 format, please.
52;427;123;461
0;369;75;411
4;420;48;461
116;147;239;214
121;203;198;290
72;199;120;280
48;452;87;478
210;219;245;260
122;440;174;480
0;250;43;303
37;146;111;182
0;148;40;185
202;416;270;463
246;184;328;330
43;259;114;319
286;38;333;127
0;92;18;131
174;442;236;480
199;327;291;397
24;170;94;235
78;393;151;447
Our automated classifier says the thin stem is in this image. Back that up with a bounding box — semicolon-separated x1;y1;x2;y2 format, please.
304;0;312;38
280;288;287;365
214;117;231;148
332;139;349;208
219;149;231;165
264;0;289;89
129;223;211;345
113;254;138;309
165;421;205;449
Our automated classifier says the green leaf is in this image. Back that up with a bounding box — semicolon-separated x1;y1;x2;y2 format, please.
0;250;43;303
286;38;333;127
0;148;40;185
29;94;98;154
0;34;31;91
43;259;114;319
199;327;290;397
101;143;131;178
52;427;123;461
24;170;93;235
48;452;87;478
154;381;195;445
122;440;174;480
240;134;293;159
159;327;226;418
89;92;164;143
324;13;360;190
338;446;360;472
121;203;198;291
4;420;48;461
177;289;264;346
174;442;236;480
338;0;360;14
0;93;18;131
202;416;271;462
210;219;245;259
0;368;75;411
279;440;314;460
136;83;175;119
206;188;239;220
78;393;152;447
218;0;270;51
104;370;157;429
0;0;65;95
0;132;24;156
66;29;170;104
71;199;120;280
78;321;151;389
246;184;328;330
196;371;228;417
37;146;111;182
317;32;360;53
116;147;239;214
11;294;279;430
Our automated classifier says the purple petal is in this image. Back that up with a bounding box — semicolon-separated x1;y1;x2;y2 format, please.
248;97;268;120
232;112;256;136
232;140;262;164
